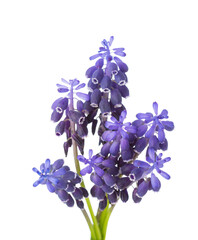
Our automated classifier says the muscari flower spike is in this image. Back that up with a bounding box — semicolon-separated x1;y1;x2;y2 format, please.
32;159;88;208
51;79;89;123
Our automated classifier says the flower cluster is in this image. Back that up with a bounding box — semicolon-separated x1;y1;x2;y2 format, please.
33;37;174;240
33;159;88;208
85;37;129;139
78;102;174;207
51;78;91;156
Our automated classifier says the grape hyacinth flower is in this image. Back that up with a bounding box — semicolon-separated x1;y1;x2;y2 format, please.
134;149;171;193
51;78;90;156
84;36;130;144
32;159;87;208
33;36;175;240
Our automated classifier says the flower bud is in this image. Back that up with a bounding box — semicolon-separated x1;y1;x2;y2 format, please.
121;149;133;162
151;173;161;192
83;101;94;115
65;182;75;192
95;58;104;68
79;187;89;198
117;60;128;72
159;138;168;151
110;141;120;156
100;75;112;93
52;159;64;171
99;98;111;117
115;71;127;86
77;123;88;137
110;89;122;108
76;199;84;209
69;110;85;125
92;69;104;84
99;197;107;211
101;142;111;157
117;177;132;190
72;188;83;200
86;66;97;78
101;184;114;194
90;89;102;107
120;189;129;202
132;188;142;203
55;98;68;113
117;85;129;98
120;138;130;152
136;124;148;137
149;135;159;150
51;109;63;122
88;79;99;92
120;163;134;176
134;137;147;153
57;189;69;202
77;100;84;112
63;139;72;157
91;185;105;200
92;119;98;135
90;172;104;187
108;191;118;204
55;121;66;136
103;173;116;187
129;167;144;181
65;194;74;207
72;134;84;155
106;62;118;76
136;179;150;198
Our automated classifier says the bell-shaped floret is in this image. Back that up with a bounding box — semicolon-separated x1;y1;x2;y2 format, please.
90;89;102;108
110;89;122;108
99;98;111;117
91;69;104;84
100;75;112;93
115;71;127;86
55;121;66;136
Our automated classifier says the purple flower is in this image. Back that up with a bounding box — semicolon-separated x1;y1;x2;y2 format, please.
33;159;88;208
56;78;89;101
78;149;104;177
136;102;174;143
89;36;126;61
134;148;171;192
51;98;68;122
104;110;136;139
33;159;61;192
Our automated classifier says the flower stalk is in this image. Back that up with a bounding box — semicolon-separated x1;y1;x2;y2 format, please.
69;90;102;240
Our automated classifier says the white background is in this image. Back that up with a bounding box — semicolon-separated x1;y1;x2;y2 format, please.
0;0;198;239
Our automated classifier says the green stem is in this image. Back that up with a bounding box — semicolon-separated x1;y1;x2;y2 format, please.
82;209;97;240
102;205;115;240
69;93;102;240
71;123;101;240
